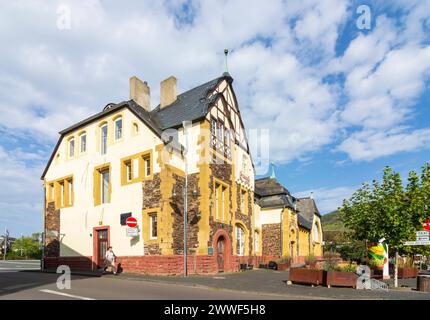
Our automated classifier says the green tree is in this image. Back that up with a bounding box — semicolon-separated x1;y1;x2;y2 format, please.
10;236;41;259
340;166;427;287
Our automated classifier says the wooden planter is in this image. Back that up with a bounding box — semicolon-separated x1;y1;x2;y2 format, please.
417;275;430;292
289;268;325;286
326;271;358;288
399;267;418;279
277;262;290;271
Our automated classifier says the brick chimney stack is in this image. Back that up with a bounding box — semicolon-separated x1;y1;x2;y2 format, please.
130;76;150;111
160;76;177;109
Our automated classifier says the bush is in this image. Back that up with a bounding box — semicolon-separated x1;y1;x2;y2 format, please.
305;253;316;265
275;256;291;264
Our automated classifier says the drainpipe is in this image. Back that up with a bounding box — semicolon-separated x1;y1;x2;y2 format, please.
183;121;191;277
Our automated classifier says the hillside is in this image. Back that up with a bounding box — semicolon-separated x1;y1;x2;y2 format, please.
321;210;347;232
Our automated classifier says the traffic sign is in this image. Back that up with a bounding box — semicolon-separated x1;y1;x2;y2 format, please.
423;219;430;231
417;231;429;237
417;236;430;241
126;227;139;237
404;240;430;246
126;216;138;228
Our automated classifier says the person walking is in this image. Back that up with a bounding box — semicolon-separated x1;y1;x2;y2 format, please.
103;246;117;275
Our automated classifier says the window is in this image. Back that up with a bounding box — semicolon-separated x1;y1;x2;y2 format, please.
101;168;109;204
67;178;73;206
69;138;75;158
210;118;217;148
59;181;65;207
224;128;231;159
80;133;86;153
114;117;122;140
144;156;151;177
149;214;157;239
312;223;320;242
254;231;259;253
100;124;108;155
214;182;228;221
94;165;110;206
217;121;224;154
236;225;245;256
125;160;132;182
240;190;246;213
133;123;139;134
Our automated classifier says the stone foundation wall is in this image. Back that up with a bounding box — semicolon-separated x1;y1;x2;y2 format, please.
262;223;281;256
44;201;60;257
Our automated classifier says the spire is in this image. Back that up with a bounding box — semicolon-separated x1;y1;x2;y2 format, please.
223;49;230;76
270;161;276;179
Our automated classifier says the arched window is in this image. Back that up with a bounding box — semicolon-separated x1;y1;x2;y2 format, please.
100;123;108;155
133;123;139;135
68;137;75;158
236;225;245;256
254;230;259;253
79;132;86;153
114;116;122;140
312;223;320;242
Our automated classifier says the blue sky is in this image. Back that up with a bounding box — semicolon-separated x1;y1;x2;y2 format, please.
0;0;429;237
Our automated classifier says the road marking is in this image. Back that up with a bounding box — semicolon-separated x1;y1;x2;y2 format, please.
39;289;95;300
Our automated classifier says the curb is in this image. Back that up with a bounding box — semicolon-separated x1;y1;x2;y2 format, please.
41;269;103;277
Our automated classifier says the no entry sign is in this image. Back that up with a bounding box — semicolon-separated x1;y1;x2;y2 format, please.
126;216;138;228
423;219;430;231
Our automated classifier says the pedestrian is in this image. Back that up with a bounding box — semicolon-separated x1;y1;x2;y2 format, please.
103;246;117;275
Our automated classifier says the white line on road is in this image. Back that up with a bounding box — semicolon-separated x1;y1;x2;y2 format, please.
39;289;95;300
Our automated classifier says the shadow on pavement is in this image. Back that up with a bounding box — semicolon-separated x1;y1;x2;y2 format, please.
0;270;99;297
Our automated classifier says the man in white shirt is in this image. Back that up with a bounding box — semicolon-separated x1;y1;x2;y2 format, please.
103;246;117;275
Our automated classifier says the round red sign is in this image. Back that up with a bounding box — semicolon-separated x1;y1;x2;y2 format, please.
126;217;138;228
423;219;430;231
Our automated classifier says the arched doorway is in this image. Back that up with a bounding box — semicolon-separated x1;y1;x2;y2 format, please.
216;236;225;272
213;229;232;273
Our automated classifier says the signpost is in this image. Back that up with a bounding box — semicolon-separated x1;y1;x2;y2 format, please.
126;228;139;237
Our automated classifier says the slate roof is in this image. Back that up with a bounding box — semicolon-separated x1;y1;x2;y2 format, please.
254;177;294;209
255;177;320;231
41;73;231;179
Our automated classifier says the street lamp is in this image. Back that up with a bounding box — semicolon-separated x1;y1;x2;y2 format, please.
183;120;191;277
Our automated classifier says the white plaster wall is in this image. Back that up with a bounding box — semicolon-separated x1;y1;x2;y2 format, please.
45;107;164;257
256;208;282;228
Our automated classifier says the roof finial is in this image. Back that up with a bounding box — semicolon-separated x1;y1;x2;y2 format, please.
223;49;229;75
270;161;276;179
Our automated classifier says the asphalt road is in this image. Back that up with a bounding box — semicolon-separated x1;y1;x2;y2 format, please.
0;260;429;300
0;270;287;300
0;259;40;272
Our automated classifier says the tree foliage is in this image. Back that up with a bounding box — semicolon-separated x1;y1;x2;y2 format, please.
340;164;430;255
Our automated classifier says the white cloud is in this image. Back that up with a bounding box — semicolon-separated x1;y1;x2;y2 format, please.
337;128;430;161
294;185;357;214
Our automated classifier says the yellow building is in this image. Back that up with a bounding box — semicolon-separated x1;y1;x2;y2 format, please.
254;177;323;264
42;71;323;274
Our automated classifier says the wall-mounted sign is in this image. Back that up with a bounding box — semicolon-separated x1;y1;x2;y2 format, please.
126;217;138;228
416;231;429;237
126;227;139;237
208;247;214;256
239;172;250;185
120;212;132;226
404;240;430;246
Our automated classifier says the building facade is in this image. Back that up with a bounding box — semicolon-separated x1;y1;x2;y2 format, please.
42;72;322;274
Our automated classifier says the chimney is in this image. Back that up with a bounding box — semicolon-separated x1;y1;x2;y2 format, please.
130;76;150;111
160;76;177;109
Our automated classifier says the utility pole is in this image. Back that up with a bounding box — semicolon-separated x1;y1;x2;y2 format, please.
3;228;8;260
183;121;190;277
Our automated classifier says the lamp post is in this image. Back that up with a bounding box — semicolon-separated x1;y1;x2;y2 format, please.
183;121;191;277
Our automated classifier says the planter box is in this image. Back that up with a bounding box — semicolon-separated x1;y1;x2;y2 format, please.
277;263;290;271
399;267;418;279
289;268;324;286
326;271;358;288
